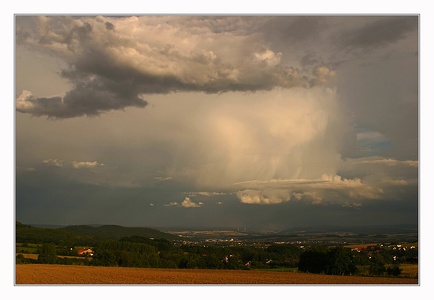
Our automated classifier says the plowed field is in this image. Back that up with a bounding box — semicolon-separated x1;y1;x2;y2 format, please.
15;264;418;284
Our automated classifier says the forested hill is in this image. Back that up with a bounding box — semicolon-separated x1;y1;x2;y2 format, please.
16;221;93;245
60;224;178;241
16;221;180;244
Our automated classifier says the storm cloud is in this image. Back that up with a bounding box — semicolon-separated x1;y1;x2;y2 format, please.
336;16;418;52
16;16;337;118
15;15;418;229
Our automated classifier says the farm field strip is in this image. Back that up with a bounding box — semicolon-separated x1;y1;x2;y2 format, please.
16;264;418;285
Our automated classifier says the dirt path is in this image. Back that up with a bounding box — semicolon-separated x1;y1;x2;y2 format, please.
15;264;418;285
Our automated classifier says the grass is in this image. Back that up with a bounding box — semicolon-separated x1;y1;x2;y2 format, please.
400;264;418;278
356;264;417;279
18;253;38;260
16;243;40;254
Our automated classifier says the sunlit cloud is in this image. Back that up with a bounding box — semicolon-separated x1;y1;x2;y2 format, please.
181;197;203;208
349;157;418;168
186;191;227;197
42;158;65;167
235;174;383;205
72;161;104;169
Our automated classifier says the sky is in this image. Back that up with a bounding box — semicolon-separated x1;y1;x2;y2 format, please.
15;15;420;230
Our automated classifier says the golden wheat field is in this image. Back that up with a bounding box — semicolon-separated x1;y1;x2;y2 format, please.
15;264;418;285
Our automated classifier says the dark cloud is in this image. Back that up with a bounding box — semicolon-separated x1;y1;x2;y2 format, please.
262;16;327;43
16;81;148;118
105;21;114;31
16;16;336;118
337;16;418;52
16;165;418;228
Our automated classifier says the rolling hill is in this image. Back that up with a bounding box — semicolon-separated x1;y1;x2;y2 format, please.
60;224;179;241
16;221;180;245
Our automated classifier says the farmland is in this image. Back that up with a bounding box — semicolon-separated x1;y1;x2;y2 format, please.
16;222;419;278
16;264;418;284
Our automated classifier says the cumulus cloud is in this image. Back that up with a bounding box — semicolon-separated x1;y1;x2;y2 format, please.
42;158;65;167
163;198;204;208
16;16;337;118
349;157;418;168
72;161;104;169
181;197;203;208
186;191;227;197
237;189;291;205
42;158;104;169
235;174;383;205
232;153;418;206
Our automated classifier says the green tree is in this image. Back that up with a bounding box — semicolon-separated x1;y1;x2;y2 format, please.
386;265;402;276
368;254;386;276
298;247;357;275
298;250;328;273
325;247;357;275
16;254;28;264
90;248;118;266
37;243;58;264
352;251;370;266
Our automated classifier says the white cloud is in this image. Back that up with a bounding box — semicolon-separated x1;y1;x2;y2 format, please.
181;197;203;208
237;189;291;205
382;179;411;186
235;174;383;205
350;157;418;168
165;202;179;207
16;90;36;111
72;161;104;169
232;152;419;205
186;191;227;197
43;159;105;169
254;49;282;67
42;158;64;167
